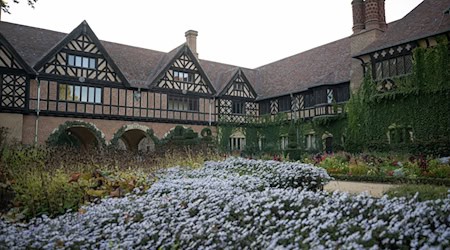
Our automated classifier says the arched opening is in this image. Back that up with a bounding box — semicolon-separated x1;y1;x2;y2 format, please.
322;132;333;154
118;129;155;153
66;126;100;149
46;121;106;149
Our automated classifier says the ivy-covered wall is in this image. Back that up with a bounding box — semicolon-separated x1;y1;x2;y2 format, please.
218;40;449;157
346;39;450;155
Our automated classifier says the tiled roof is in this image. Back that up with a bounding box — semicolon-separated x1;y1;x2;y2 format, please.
0;22;66;67
356;0;450;56
255;37;352;99
0;0;446;99
102;41;165;88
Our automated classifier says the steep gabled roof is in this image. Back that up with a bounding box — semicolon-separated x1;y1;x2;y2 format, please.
256;37;352;99
0;22;66;67
217;68;258;99
33;21;129;86
356;0;450;56
0;33;36;74
1;0;443;101
146;43;217;95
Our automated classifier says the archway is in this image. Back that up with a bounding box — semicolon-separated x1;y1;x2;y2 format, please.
66;126;100;149
110;124;158;153
120;129;155;152
46;121;106;149
322;132;333;154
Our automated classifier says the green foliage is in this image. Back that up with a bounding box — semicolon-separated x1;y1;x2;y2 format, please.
346;41;450;155
218;125;233;153
46;121;107;148
109;125;160;150
243;126;259;156
385;184;449;202
0;140;222;221
285;123;301;161
160;125;201;147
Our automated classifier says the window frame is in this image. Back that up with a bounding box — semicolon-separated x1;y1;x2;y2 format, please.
231;100;246;114
373;53;413;81
67;54;97;70
58;83;102;104
278;96;291;112
167;95;199;112
173;70;194;83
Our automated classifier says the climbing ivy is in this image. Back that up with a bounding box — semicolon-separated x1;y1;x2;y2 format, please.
109;125;160;150
346;39;450;155
216;39;449;156
46;120;107;148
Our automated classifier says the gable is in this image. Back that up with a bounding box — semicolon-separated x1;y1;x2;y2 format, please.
154;46;215;95
221;70;257;99
0;33;35;74
35;21;127;85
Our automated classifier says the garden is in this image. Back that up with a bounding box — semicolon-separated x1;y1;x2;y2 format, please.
1;124;450;249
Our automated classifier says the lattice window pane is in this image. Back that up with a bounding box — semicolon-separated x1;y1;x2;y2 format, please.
404;55;413;74
382;61;389;78
1;73;27;108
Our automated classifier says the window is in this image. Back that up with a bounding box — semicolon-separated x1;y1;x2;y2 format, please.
173;70;193;82
232;101;245;114
327;89;334;104
306;133;316;150
374;54;413;80
234;82;244;91
278;96;291;112
168;95;199;111
280;135;289;150
304;92;314;108
387;124;413;144
229;137;245;151
335;84;350;103
259;101;270;115
58;83;101;104
67;54;97;69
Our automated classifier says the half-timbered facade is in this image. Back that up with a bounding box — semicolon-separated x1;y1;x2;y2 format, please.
0;0;448;152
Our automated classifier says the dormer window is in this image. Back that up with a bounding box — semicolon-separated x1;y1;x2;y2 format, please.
173;70;193;83
234;82;244;91
67;54;97;69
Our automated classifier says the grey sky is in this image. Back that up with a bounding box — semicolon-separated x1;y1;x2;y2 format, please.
3;0;423;68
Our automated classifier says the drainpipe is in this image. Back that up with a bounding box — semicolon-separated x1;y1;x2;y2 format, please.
34;74;40;145
209;97;214;126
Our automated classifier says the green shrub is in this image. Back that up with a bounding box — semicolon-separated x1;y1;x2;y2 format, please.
385;184;449;202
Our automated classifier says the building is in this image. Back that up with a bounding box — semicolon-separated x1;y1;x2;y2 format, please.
0;0;449;153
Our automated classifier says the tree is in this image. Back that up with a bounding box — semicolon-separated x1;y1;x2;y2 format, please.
1;0;37;14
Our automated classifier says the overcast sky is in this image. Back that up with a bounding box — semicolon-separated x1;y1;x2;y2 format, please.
3;0;423;68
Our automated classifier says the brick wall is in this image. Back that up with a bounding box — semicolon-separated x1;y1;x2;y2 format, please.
21;115;215;145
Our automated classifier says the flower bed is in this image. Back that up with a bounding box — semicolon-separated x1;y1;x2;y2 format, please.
204;157;331;190
0;158;449;249
309;152;450;181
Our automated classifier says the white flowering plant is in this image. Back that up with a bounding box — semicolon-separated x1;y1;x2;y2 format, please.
0;158;449;249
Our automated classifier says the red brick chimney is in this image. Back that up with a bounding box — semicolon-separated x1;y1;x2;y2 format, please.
352;0;366;33
185;30;198;58
377;0;387;31
364;0;387;31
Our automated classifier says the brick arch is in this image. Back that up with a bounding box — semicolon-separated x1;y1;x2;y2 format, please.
46;120;107;149
110;124;159;152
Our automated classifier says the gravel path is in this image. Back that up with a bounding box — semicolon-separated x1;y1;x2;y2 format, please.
324;181;397;197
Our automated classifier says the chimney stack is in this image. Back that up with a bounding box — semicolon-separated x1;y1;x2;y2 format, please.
377;0;387;31
352;0;365;33
352;0;386;34
185;30;198;58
